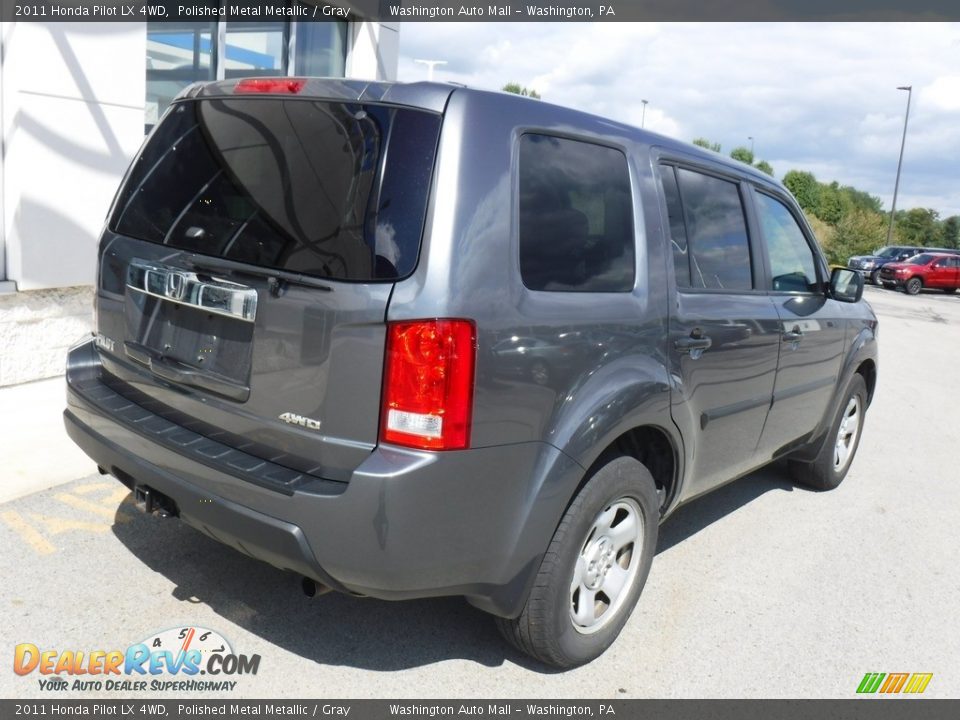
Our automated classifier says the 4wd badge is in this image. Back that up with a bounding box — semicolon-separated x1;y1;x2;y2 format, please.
278;412;321;431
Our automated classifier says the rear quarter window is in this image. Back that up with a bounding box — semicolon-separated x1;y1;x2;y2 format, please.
518;134;634;292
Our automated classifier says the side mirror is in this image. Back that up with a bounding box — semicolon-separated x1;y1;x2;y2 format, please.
829;267;864;303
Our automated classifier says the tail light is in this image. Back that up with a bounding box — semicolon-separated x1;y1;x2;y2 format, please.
234;78;306;94
381;319;476;451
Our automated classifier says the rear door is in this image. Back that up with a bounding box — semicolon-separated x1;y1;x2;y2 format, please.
749;187;846;455
95;94;442;482
948;256;960;289
926;256;955;288
659;162;781;496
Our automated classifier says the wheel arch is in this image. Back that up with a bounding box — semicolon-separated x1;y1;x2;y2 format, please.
789;325;877;463
856;357;877;406
575;425;681;520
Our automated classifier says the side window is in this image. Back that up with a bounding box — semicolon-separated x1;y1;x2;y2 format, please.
519;134;634;292
659;165;691;288
754;192;820;292
675;168;753;291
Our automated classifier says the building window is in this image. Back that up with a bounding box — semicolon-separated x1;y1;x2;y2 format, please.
295;20;347;76
146;14;348;131
146;21;216;128
224;21;287;78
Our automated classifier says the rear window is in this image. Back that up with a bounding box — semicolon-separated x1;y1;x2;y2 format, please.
111;98;441;281
672;168;753;291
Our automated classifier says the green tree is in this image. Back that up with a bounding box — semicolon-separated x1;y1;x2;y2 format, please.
895;207;940;245
783;170;821;215
754;160;774;176
816;181;846;225
502;82;541;99
730;146;754;165
803;210;835;256
823;210;888;265
692;137;721;152
839;186;882;214
941;216;960;249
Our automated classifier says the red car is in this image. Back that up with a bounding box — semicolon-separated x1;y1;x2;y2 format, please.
879;251;960;295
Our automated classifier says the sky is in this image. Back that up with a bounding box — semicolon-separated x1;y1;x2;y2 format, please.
397;22;960;219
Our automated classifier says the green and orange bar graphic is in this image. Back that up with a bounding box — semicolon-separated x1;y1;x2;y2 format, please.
857;672;933;694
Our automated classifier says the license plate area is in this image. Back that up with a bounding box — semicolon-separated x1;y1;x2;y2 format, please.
128;290;253;372
124;285;255;401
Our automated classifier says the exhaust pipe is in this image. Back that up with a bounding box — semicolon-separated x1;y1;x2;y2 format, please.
301;576;332;598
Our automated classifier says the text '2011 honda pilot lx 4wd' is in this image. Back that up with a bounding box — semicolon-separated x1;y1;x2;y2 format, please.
65;79;878;668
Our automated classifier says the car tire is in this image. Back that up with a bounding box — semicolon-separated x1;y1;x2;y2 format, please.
789;373;867;492
905;277;922;295
495;455;659;668
870;269;881;285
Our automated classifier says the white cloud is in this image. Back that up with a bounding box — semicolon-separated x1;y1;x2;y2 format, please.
922;75;960;111
398;21;960;217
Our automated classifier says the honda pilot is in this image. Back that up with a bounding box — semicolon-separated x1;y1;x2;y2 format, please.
65;79;878;668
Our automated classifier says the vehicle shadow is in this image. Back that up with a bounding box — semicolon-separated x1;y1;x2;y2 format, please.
658;462;796;554
110;462;798;673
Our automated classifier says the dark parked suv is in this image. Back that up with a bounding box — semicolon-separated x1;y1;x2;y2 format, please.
65;79;878;667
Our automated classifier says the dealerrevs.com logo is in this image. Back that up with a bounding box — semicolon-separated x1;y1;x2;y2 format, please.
857;672;933;695
14;627;260;693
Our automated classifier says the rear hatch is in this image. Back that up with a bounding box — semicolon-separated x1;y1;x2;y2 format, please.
94;85;444;483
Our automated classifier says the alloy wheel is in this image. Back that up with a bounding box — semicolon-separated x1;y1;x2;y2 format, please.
834;395;861;472
570;498;644;635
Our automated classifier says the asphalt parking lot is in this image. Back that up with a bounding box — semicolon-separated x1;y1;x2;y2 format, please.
3;284;958;699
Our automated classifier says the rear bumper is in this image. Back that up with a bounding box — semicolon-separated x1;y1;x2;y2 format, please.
65;340;582;617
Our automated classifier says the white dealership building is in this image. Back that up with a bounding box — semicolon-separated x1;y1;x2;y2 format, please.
0;9;399;384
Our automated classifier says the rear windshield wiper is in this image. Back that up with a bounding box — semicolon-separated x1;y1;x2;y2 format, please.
182;254;333;294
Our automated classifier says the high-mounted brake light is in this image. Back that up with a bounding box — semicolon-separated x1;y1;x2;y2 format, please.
234;78;306;94
381;319;477;451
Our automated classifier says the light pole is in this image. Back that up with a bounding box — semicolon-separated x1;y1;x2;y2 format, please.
748;136;754;155
886;85;912;245
413;59;447;81
640;99;648;129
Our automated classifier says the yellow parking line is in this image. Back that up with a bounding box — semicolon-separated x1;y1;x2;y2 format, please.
29;513;109;535
73;482;115;495
1;511;56;555
105;486;132;506
55;493;131;523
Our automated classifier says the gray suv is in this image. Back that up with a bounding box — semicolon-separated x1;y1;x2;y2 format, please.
65;80;878;668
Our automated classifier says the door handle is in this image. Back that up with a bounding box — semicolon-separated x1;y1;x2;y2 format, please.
675;332;712;354
782;327;803;343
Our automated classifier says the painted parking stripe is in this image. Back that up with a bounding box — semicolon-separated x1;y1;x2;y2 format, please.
1;510;56;555
56;492;132;523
